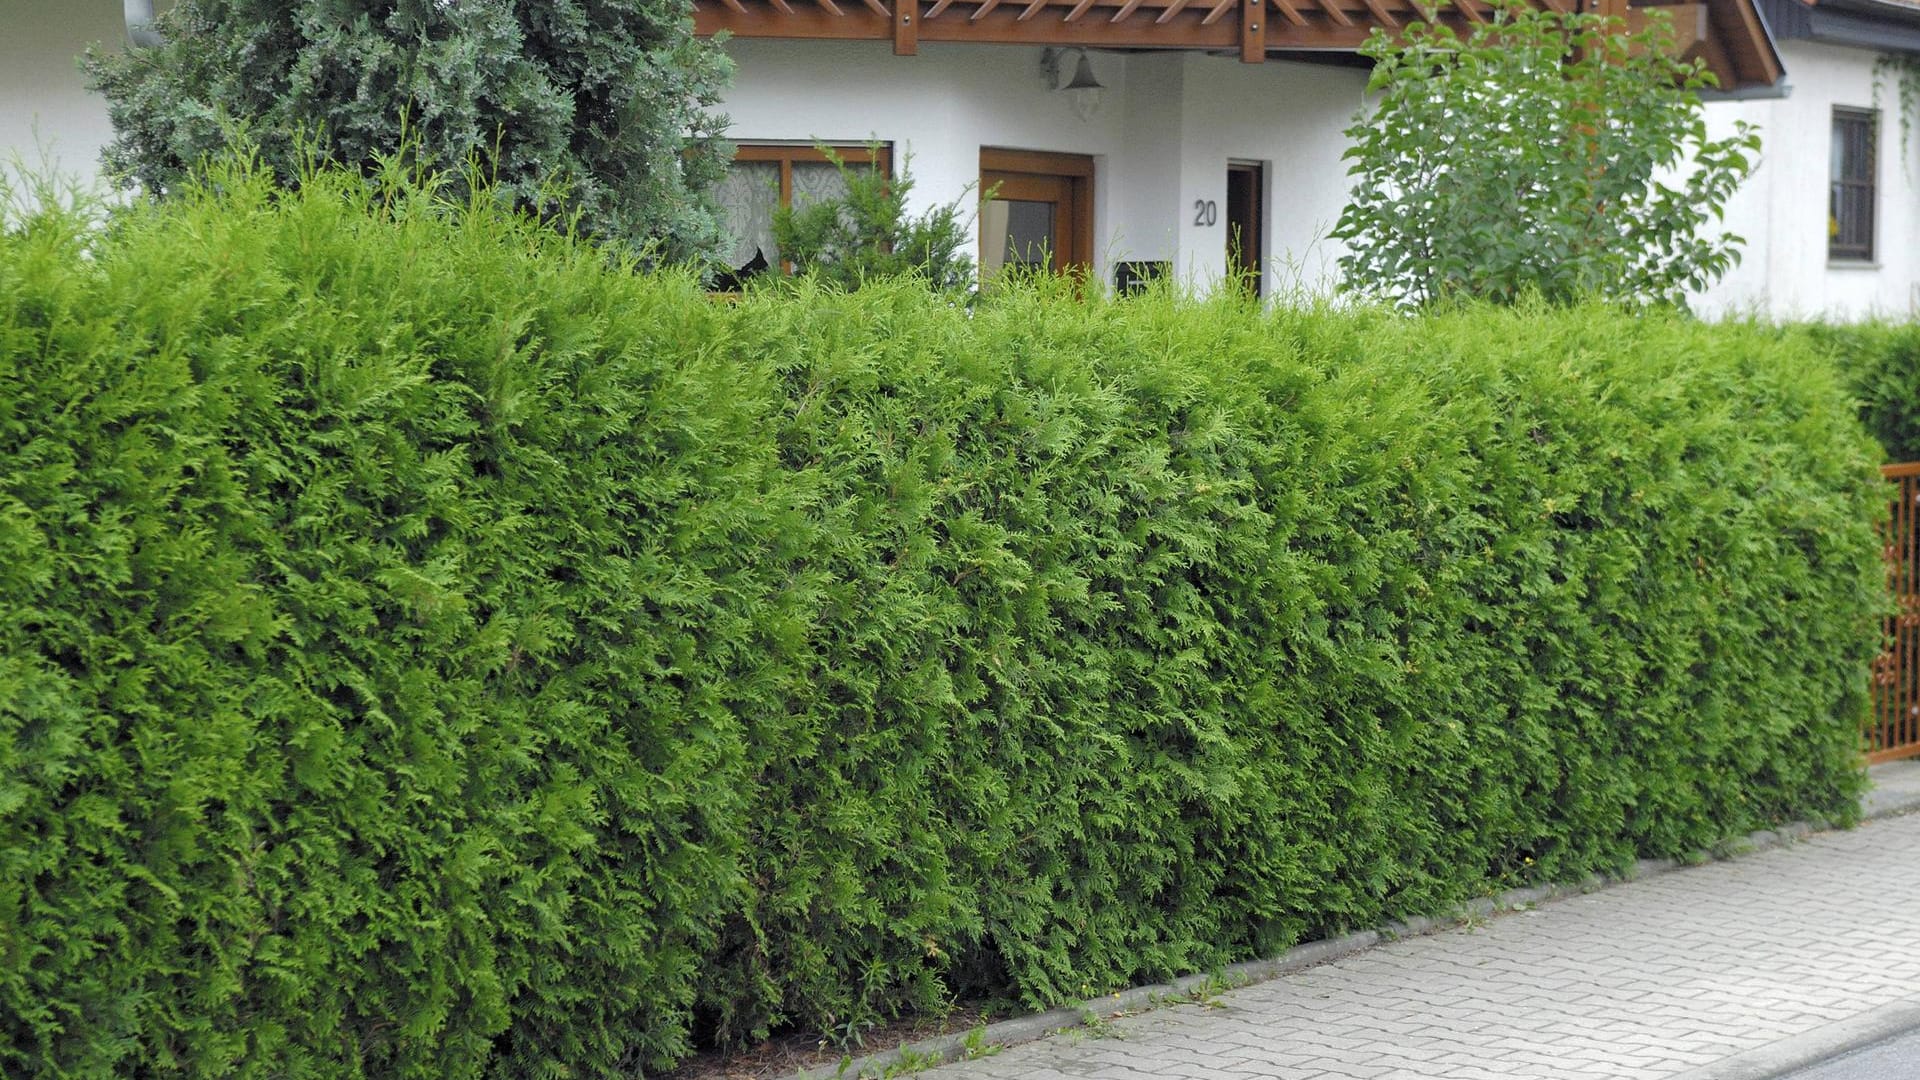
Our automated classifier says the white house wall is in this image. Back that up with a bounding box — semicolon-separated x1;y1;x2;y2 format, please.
718;38;1365;294
1698;39;1920;319
1109;51;1185;271
0;1;124;188
1176;54;1363;293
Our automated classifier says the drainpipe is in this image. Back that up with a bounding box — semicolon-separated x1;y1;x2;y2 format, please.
125;0;164;48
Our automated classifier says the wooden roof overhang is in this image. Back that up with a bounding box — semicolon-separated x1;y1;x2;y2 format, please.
1759;0;1920;53
694;0;1784;89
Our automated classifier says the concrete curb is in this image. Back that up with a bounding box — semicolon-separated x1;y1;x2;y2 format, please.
785;932;1386;1080
786;765;1920;1080
1668;995;1920;1080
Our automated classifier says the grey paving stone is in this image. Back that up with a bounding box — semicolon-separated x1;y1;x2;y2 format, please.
912;789;1920;1080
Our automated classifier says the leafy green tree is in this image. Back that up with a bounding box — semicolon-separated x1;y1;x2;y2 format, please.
770;145;976;292
83;0;733;261
1332;0;1759;309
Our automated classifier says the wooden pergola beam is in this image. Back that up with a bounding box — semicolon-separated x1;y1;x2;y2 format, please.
1269;0;1308;26
1356;0;1398;29
1240;0;1266;60
896;0;918;51
1311;0;1354;28
692;0;1786;89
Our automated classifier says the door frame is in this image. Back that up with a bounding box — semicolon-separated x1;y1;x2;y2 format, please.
980;148;1095;274
1226;160;1265;298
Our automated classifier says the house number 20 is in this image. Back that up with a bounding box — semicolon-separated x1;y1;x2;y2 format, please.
1193;199;1218;227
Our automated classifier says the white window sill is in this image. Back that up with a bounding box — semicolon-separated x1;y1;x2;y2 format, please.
1828;260;1880;270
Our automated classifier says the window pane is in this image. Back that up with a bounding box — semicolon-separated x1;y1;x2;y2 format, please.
1830;111;1876;260
1855;187;1875;247
982;198;1055;276
791;161;855;211
716;161;780;273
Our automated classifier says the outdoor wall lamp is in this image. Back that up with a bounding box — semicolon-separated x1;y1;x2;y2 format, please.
1041;47;1105;123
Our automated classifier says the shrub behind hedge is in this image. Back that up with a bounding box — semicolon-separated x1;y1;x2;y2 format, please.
0;165;1883;1078
1803;322;1920;463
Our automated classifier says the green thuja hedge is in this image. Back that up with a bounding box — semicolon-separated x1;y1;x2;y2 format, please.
1803;322;1920;462
0;163;1883;1078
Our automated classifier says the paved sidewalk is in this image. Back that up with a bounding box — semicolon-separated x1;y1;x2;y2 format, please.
915;763;1920;1080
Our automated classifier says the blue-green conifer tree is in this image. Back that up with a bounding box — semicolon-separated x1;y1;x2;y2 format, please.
84;0;733;261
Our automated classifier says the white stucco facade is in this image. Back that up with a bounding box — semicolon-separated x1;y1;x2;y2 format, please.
719;38;1366;295
1698;39;1920;319
0;1;124;186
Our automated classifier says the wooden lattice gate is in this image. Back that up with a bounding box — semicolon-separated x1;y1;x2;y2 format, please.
1872;463;1920;763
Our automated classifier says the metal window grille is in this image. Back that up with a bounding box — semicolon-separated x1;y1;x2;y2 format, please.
1831;109;1876;262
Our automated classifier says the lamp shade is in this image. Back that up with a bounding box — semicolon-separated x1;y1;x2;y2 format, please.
1063;50;1103;122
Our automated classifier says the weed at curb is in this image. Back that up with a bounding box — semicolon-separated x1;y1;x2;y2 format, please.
959;1025;1000;1061
1071;1008;1125;1042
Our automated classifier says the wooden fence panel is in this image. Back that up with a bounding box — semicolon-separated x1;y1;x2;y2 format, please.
1871;462;1920;764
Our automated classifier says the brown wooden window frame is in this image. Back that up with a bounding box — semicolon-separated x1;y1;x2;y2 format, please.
733;142;893;217
1830;108;1877;263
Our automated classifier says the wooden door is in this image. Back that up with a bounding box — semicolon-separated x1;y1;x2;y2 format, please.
980;149;1094;277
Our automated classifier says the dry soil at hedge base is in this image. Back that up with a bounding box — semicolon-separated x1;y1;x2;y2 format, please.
776;762;1920;1080
661;1006;992;1080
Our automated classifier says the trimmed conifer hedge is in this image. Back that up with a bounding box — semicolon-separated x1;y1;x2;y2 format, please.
0;164;1884;1078
1806;322;1920;463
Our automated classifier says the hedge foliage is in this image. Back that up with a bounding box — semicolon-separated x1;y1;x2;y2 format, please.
1804;322;1920;463
0;163;1884;1078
